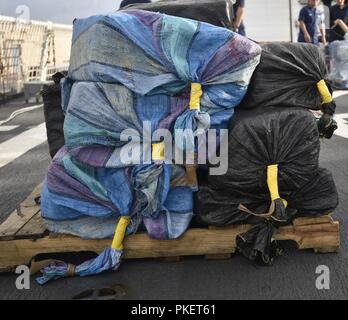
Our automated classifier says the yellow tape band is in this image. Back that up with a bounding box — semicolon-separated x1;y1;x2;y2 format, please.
189;83;203;110
111;216;131;250
152;142;165;161
267;165;280;201
281;198;288;208
267;164;288;208
317;80;333;104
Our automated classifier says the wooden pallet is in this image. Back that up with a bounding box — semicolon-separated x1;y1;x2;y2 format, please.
0;184;340;272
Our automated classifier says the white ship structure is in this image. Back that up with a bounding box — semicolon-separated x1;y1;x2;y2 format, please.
0;15;72;100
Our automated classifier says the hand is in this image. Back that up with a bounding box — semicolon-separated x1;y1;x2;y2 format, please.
334;19;340;27
322;36;328;46
304;33;312;43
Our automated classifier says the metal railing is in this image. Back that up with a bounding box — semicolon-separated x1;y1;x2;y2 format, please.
0;15;72;101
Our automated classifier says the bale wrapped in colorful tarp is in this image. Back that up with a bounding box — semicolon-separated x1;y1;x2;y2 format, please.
195;106;339;265
65;9;260;96
41;147;194;241
38;147;195;284
62;10;261;154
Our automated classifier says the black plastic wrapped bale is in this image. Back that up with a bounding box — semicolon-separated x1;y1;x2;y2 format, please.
239;42;336;116
195;106;339;264
41;72;66;158
121;0;235;29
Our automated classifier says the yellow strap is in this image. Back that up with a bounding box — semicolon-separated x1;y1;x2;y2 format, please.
189;83;203;110
317;80;333;104
111;216;131;250
152;142;165;161
267;164;288;208
65;264;76;277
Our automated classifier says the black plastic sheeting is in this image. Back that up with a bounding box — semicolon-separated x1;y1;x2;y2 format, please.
41;72;66;158
120;0;235;29
119;0;151;9
195;106;339;264
239;42;336;115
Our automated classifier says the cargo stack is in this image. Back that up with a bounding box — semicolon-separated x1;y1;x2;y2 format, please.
36;2;339;284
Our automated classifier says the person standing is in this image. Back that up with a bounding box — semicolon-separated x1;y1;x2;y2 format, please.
330;0;348;26
329;0;348;40
322;0;333;8
233;0;246;36
316;2;328;45
298;0;327;45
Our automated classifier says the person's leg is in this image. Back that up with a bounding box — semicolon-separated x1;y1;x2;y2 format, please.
335;19;348;34
238;25;246;37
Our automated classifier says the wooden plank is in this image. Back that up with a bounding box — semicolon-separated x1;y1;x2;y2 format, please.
0;226;249;269
124;227;249;259
274;221;340;250
0;206;41;240
15;212;47;239
0;219;340;271
292;215;333;226
0;183;43;240
21;183;42;207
